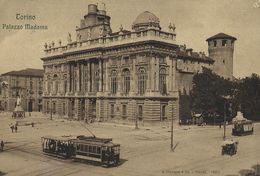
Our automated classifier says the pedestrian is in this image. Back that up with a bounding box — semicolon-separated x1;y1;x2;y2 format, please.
14;125;18;133
219;123;222;128
31;122;34;127
10;125;14;133
1;140;4;151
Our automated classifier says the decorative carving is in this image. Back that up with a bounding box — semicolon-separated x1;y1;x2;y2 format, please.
99;27;104;37
119;25;123;32
59;40;62;46
67;32;72;43
77;32;82;41
44;43;48;49
87;29;91;40
168;23;176;32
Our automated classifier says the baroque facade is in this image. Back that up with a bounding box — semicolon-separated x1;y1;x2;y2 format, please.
41;4;216;122
0;68;44;112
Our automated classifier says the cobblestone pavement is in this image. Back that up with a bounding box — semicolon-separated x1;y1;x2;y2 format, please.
0;112;260;176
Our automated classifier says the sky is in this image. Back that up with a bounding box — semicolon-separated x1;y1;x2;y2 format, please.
0;0;259;78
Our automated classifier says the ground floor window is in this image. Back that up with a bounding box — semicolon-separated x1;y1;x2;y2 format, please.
110;104;115;118
122;104;127;118
46;101;50;113
52;102;56;114
138;105;143;120
62;102;66;115
161;104;167;121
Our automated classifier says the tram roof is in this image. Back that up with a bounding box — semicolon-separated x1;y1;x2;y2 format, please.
71;139;120;147
41;135;75;141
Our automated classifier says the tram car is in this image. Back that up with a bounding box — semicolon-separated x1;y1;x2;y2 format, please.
41;136;75;159
232;120;253;136
41;135;120;167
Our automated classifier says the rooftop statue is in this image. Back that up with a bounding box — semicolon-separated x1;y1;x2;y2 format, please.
67;32;72;43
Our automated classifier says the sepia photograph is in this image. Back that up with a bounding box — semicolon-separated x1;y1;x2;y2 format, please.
0;0;260;175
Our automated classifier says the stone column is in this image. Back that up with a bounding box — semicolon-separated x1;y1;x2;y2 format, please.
166;56;171;93
130;56;136;95
98;59;102;92
76;62;80;92
155;56;160;91
105;60;109;93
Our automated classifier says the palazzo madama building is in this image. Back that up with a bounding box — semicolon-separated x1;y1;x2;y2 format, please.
41;4;217;122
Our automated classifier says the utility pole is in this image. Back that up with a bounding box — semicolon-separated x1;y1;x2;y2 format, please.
171;102;174;151
223;101;226;141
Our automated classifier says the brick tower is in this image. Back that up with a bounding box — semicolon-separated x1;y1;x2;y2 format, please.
206;33;237;79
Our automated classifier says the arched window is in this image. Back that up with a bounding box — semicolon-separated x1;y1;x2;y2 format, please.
122;69;130;95
138;68;147;95
159;68;167;95
111;70;117;94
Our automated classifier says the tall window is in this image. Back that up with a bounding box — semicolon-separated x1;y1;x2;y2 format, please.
161;105;167;121
111;70;117;94
63;103;66;115
122;69;130;95
64;80;67;93
159;68;167;95
213;40;217;47
46;101;49;113
122;104;127;118
138;68;147;95
53;75;58;93
138;105;143;120
47;82;51;93
222;40;227;46
110;104;115;118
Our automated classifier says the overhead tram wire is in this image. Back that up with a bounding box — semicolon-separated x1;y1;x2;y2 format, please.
79;121;96;138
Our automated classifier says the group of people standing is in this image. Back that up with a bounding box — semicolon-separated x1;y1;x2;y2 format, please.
10;123;18;133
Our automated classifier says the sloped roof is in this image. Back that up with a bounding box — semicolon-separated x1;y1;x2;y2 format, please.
1;68;44;77
206;33;237;41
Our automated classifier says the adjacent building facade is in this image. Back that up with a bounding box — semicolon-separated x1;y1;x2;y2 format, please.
0;68;44;112
41;4;235;122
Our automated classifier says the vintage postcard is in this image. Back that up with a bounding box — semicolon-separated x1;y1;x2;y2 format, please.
0;0;260;175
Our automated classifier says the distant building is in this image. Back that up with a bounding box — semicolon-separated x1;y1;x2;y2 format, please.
0;68;44;112
41;4;234;122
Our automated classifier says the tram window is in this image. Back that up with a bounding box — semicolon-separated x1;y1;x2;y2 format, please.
97;147;101;154
93;146;96;153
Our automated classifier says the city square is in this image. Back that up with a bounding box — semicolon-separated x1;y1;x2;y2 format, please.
0;112;260;176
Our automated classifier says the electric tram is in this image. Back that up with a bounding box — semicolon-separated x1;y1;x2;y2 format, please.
41;136;75;159
41;135;120;167
232;120;254;136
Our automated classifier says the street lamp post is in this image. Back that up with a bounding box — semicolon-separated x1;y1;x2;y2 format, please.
221;95;231;141
223;101;226;140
